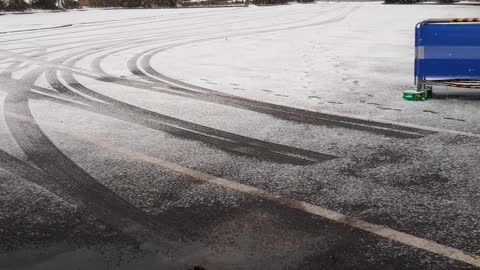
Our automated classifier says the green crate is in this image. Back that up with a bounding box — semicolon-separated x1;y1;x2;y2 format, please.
403;90;428;101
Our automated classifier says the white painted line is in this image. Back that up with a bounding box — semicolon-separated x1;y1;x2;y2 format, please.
42;122;479;268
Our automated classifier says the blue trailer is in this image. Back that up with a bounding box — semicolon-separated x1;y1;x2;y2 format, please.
414;18;480;96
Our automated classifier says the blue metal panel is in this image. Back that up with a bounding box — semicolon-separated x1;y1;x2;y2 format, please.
415;21;480;82
417;60;480;78
417;24;480;46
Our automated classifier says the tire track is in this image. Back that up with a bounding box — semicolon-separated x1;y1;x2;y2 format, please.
0;24;73;35
7;3;335;54
47;5;432;140
47;69;336;165
2;71;183;245
0;4;311;44
38;49;334;167
5;3;334;69
4;5;431;165
24;42;333;167
136;49;432;139
0;149;77;205
1;6;471;268
112;6;434;139
35;5;431;143
0;3;412;240
15;10;347;165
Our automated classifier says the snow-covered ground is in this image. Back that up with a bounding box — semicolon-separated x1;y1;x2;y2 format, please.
1;3;480;269
0;7;244;32
3;2;477;131
148;2;480;132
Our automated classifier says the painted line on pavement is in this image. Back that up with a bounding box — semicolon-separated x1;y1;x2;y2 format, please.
89;135;480;268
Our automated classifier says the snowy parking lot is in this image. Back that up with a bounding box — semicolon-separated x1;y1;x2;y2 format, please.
1;2;480;269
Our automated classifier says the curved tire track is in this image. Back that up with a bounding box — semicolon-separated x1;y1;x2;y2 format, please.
2;72;182;244
0;149;77;205
48;4;434;140
47;68;336;165
0;4;427;249
122;6;434;139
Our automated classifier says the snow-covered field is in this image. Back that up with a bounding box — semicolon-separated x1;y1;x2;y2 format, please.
2;3;480;132
150;3;480;132
1;3;480;269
